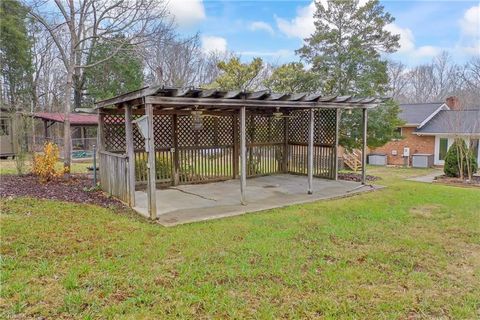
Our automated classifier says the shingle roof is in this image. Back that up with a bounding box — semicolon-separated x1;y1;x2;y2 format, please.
34;112;98;125
398;102;445;125
415;110;480;134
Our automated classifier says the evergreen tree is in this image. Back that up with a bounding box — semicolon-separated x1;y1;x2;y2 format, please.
83;37;144;103
207;57;263;91
0;0;33;109
297;0;402;149
264;62;318;93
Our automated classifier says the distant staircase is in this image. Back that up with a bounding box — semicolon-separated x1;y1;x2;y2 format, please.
343;149;362;172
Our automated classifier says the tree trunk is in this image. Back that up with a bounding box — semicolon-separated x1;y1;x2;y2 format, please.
63;68;73;170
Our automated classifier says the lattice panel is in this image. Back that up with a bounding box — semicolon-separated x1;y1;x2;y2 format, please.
178;115;196;147
315;109;336;145
197;117;216;146
153;115;173;149
104;114;126;152
270;118;285;143
217;116;234;146
132;115;144;150
287;110;309;144
251;115;270;143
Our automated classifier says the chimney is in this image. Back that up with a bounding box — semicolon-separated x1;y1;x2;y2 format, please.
446;96;460;110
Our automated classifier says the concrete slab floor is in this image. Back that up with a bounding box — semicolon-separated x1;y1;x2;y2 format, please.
133;174;381;226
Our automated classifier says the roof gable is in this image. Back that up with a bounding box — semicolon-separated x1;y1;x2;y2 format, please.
415;110;480;135
398;102;446;126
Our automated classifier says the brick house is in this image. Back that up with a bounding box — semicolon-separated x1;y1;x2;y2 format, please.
372;97;480;166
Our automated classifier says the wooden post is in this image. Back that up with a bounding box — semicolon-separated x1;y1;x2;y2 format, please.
146;103;157;219
172;114;179;186
232;114;239;178
361;108;368;185
283;115;289;173
240;106;246;205
97;111;105;152
125;105;136;207
334;108;341;180
43;120;49;142
307;108;314;194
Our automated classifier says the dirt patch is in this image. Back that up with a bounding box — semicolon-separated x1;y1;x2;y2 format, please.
409;204;442;218
338;172;379;182
0;173;124;208
434;175;480;188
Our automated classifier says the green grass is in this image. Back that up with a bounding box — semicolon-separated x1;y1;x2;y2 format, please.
0;159;91;175
1;167;479;319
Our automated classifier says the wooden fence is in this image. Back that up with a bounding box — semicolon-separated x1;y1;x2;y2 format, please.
99;151;131;203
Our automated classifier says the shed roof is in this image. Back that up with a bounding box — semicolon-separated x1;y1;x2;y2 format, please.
34;112;98;125
415;110;480;135
95;86;387;110
398;102;445;125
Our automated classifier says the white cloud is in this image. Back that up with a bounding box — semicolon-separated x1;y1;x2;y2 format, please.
458;5;480;55
167;0;206;27
386;23;440;58
249;21;274;35
385;23;415;52
201;35;227;54
275;2;315;39
459;5;480;37
275;1;370;39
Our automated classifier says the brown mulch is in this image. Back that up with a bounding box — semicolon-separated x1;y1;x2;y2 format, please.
338;172;379;182
434;175;480;188
0;173;124;208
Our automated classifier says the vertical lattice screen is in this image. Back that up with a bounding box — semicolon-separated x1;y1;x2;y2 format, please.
103;107;339;189
287;109;337;179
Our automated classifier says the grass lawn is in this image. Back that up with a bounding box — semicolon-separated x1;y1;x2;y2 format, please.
0;158;91;175
1;167;479;319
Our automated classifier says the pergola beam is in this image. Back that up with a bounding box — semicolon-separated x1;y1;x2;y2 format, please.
144;96;379;110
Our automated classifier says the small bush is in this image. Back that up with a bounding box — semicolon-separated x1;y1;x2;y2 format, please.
444;140;478;178
32;142;66;182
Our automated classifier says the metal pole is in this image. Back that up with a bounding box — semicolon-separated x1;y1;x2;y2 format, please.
361;108;368;185
93;144;97;186
240;106;246;205
307;108;314;194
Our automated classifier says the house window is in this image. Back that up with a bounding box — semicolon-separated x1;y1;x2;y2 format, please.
0;118;10;136
439;138;448;161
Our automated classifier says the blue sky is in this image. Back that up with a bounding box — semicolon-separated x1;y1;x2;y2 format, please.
168;0;480;66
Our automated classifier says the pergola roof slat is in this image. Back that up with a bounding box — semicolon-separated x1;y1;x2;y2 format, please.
95;86;387;109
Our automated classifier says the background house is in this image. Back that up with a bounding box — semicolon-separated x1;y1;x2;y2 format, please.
373;97;480;166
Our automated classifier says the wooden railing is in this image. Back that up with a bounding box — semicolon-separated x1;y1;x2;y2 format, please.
343;149;362;172
99;151;131;203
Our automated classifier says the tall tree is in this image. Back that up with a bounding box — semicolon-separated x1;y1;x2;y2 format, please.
83;37;144;103
297;0;399;96
25;0;167;169
297;0;401;149
0;0;33;110
264;62;318;93
207;57;264;91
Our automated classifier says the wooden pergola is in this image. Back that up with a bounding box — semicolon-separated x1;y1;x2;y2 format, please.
95;86;384;219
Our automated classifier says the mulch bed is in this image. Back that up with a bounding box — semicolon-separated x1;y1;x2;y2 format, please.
338;172;379;182
434;175;480;188
0;173;124;208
